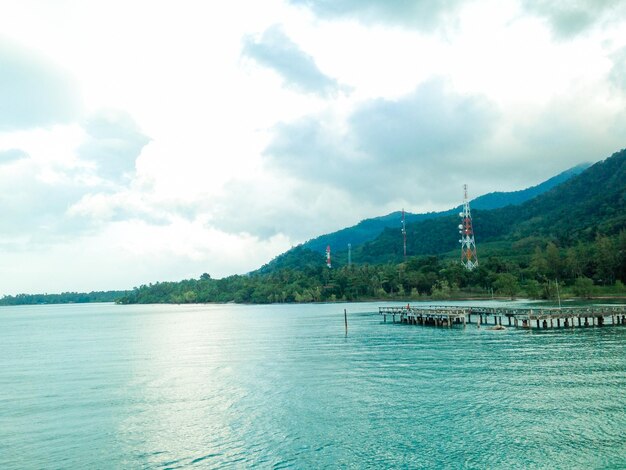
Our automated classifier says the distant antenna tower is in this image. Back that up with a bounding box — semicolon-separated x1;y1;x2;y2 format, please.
459;184;478;270
326;245;332;268
401;208;407;260
348;243;352;267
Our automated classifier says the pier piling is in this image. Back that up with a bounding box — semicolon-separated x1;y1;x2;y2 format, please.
378;305;626;330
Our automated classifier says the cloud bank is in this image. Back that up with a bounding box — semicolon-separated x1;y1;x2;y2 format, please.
266;79;497;202
521;0;626;38
0;39;82;131
288;0;469;30
79;109;151;182
0;0;625;294
242;25;344;97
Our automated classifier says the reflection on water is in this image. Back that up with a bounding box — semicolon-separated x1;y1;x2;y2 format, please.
1;301;625;468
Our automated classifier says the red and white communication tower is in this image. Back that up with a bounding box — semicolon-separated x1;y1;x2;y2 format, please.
459;184;478;270
326;245;332;268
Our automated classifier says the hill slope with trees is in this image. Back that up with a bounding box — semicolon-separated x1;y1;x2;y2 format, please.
302;163;589;254
117;148;626;304
352;150;625;264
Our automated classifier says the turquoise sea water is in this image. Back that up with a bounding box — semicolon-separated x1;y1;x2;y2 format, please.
1;301;625;469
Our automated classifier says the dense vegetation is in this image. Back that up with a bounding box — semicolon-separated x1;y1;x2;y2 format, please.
303;163;588;253
468;163;589;210
0;290;130;306
3;151;623;307
118;149;626;305
351;150;626;264
117;229;626;304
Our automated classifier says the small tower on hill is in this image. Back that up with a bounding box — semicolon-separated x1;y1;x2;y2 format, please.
459;184;478;270
401;208;407;261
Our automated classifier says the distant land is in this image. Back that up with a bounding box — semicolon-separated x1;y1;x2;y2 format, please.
116;148;625;304
3;151;625;306
300;162;590;255
258;163;591;273
0;291;130;306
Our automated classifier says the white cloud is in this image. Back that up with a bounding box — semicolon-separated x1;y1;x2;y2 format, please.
287;0;470;30
79;109;151;182
520;0;626;38
0;38;82;131
0;219;294;295
0;148;28;164
242;25;346;97
264;79;498;205
0;0;625;294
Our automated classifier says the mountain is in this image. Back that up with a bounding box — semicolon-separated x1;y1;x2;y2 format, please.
469;162;590;210
118;148;626;304
302;163;590;254
355;149;625;263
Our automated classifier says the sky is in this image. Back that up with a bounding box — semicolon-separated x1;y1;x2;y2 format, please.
1;0;626;295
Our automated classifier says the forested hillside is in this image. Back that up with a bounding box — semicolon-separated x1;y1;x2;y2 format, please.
353;150;625;264
469;163;589;210
0;291;130;306
117;149;626;304
302;163;588;254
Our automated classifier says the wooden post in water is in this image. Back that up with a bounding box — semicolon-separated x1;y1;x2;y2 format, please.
344;309;348;335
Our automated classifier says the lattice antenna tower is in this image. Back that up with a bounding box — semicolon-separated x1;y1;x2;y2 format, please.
401;208;407;260
326;245;332;269
458;184;478;270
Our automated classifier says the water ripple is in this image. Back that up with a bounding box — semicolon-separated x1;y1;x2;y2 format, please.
1;302;625;469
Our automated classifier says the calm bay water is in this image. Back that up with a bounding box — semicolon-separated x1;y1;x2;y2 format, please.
1;301;625;469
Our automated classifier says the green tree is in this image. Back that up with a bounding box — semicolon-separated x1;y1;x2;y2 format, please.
573;277;594;299
493;273;519;299
616;230;626;283
595;235;617;285
523;279;541;299
530;246;548;279
431;280;451;299
545;242;562;280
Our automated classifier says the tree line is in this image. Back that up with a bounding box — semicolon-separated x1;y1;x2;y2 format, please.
117;230;626;304
0;290;130;306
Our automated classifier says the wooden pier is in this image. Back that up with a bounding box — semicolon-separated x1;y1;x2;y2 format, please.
379;305;626;329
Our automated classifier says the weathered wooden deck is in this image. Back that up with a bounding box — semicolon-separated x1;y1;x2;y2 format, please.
379;305;626;329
